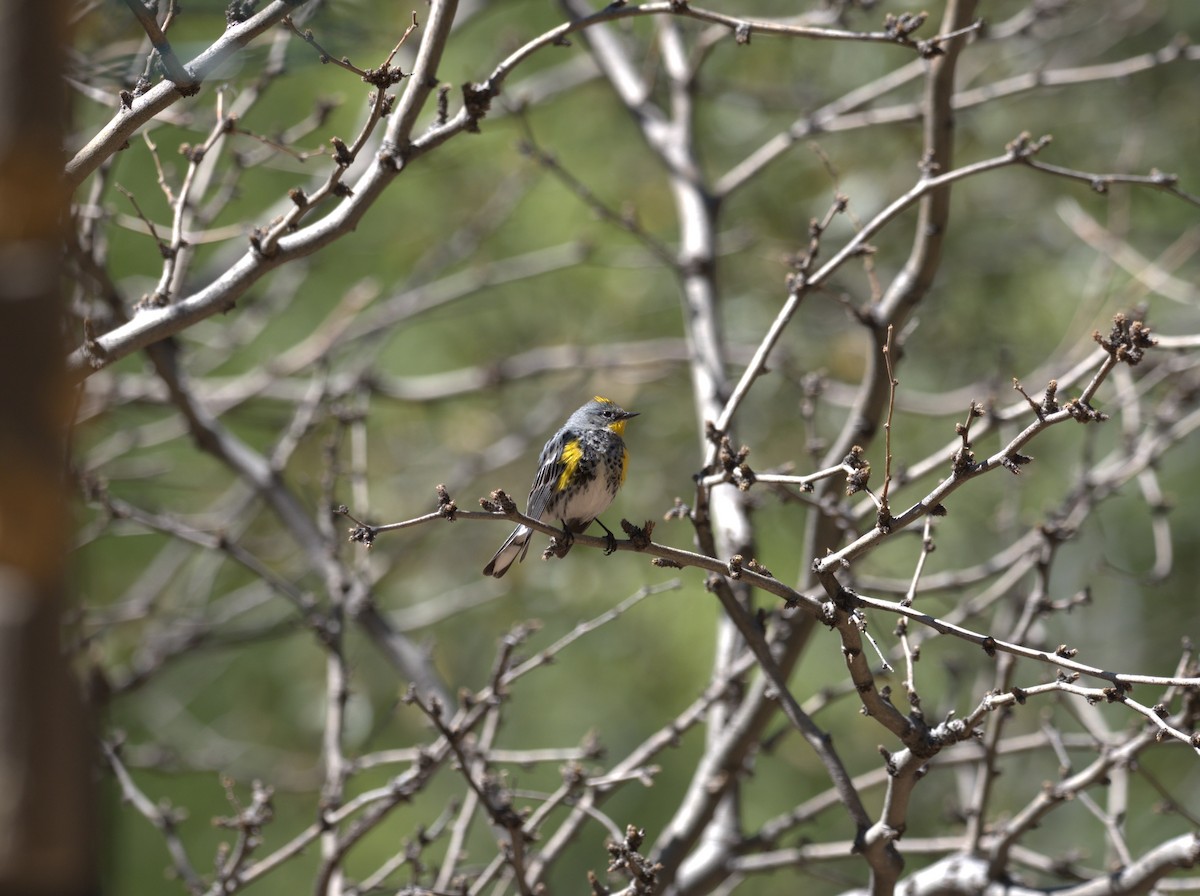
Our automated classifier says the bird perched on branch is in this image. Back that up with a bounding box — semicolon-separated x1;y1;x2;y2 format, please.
483;396;638;578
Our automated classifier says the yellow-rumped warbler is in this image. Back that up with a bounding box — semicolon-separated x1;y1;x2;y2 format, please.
483;396;638;578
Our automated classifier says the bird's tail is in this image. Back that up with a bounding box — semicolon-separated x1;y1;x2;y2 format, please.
482;525;533;578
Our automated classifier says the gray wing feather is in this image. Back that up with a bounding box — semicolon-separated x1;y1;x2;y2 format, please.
525;433;568;521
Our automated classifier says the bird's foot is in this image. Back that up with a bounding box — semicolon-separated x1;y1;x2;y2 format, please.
545;523;575;560
595;518;618;556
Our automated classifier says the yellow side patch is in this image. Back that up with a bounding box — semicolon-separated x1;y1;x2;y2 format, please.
619;447;629;486
556;439;584;492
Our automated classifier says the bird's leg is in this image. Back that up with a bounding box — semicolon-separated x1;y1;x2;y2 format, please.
594;518;618;556
548;520;575;559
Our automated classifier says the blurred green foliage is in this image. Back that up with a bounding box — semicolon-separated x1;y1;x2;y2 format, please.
71;0;1200;893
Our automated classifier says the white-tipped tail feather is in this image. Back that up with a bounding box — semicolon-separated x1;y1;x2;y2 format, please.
482;524;533;578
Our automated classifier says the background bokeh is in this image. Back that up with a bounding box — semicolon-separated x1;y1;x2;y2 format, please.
66;1;1200;893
